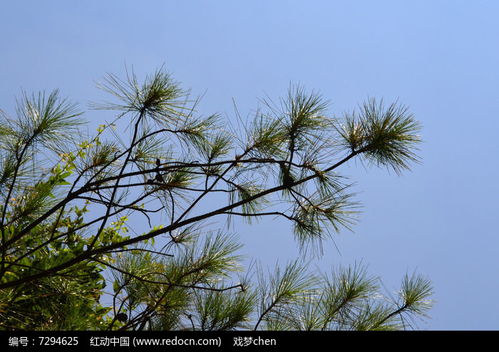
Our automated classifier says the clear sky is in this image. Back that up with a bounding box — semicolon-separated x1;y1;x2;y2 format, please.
1;1;499;330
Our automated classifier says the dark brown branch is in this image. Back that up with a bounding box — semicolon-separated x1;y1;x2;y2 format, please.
0;151;359;290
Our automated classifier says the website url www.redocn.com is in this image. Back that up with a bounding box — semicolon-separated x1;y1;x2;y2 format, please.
133;336;221;347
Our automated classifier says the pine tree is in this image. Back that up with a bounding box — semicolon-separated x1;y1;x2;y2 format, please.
0;68;432;330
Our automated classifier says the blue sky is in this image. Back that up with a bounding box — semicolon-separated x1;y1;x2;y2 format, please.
2;1;499;329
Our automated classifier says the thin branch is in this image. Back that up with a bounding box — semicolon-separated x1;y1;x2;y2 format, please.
0;151;359;290
94;257;244;293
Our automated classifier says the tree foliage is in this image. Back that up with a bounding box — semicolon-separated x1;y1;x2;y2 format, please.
0;68;432;330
